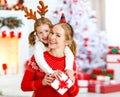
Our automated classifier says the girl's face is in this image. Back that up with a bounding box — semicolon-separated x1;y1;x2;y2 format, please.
48;25;67;50
36;24;50;44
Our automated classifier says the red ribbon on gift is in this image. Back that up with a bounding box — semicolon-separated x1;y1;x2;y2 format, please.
59;80;68;89
57;77;69;90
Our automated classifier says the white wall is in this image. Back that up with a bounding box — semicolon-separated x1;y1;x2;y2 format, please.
105;0;120;46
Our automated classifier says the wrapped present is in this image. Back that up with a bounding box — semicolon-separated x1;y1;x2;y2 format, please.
88;82;120;93
78;80;88;93
107;46;120;62
91;68;114;79
51;72;73;95
96;76;110;85
107;62;120;82
77;72;90;80
88;80;106;86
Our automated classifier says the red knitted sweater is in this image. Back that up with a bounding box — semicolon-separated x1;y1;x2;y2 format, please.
21;51;79;97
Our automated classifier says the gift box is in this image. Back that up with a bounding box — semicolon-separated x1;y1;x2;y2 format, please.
78;80;88;93
107;46;120;62
51;72;73;95
88;83;120;93
77;72;91;80
107;62;120;82
76;68;90;80
96;76;110;85
77;70;90;80
91;68;114;79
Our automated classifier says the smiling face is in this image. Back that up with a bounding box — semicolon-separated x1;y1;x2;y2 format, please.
36;24;51;44
48;24;67;51
48;23;76;56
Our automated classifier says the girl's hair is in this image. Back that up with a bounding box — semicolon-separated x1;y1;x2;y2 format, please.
28;17;53;46
54;23;77;56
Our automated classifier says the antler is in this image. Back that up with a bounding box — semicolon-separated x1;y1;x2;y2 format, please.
37;0;48;17
24;7;37;20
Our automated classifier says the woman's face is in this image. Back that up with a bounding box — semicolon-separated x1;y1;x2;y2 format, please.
48;25;67;50
36;24;50;44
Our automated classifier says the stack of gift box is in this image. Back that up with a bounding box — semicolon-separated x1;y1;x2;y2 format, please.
89;68;120;93
107;46;120;82
87;46;120;93
77;67;120;94
77;68;90;93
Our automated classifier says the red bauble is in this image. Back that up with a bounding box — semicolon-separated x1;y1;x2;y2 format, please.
73;0;78;3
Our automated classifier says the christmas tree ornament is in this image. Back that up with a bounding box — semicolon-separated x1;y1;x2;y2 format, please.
53;10;58;17
73;0;78;3
63;0;67;4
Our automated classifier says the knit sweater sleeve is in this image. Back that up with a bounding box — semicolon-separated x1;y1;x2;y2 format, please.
21;56;43;91
34;41;54;74
64;46;74;70
67;61;79;96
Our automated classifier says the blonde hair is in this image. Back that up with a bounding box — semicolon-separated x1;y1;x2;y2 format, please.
54;23;77;56
28;17;53;46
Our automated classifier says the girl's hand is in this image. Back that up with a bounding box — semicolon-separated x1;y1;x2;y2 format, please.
65;69;75;84
42;73;55;86
53;70;62;79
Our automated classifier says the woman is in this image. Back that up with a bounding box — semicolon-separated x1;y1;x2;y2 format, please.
21;23;79;97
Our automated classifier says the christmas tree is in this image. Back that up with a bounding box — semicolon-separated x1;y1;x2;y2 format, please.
52;0;109;73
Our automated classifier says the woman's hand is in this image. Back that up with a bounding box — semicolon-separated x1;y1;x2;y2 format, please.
42;73;55;86
65;69;75;84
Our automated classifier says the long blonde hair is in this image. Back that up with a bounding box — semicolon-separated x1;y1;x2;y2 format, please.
54;23;77;56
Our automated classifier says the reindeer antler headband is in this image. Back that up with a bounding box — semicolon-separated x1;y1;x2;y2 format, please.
24;0;48;20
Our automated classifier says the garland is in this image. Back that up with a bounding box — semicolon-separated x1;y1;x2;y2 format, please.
0;17;23;29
